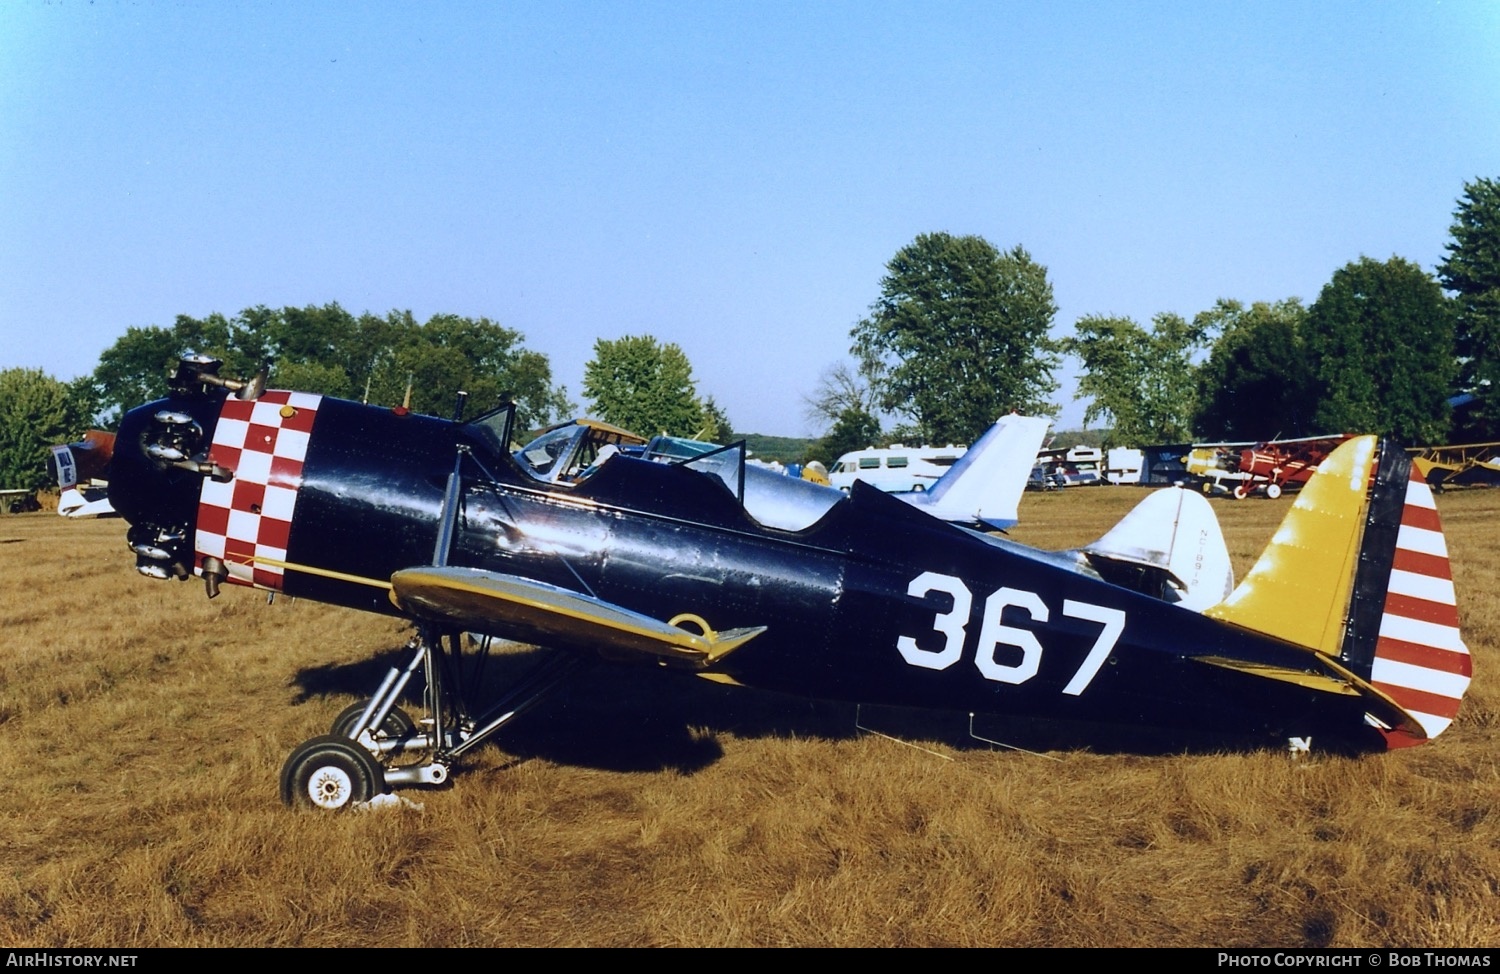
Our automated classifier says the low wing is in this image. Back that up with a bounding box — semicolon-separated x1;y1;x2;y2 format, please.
389;566;765;669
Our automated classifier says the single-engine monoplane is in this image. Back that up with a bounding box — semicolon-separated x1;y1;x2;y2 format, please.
107;358;1472;809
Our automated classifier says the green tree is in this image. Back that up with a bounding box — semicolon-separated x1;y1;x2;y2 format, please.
1306;257;1455;443
90;310;262;423
93;311;269;421
65;375;101;433
89;305;572;431
382;313;572;428
812;405;882;466
272;360;357;401
1437;177;1500;440
1064;311;1208;444
802;356;885;462
698;396;734;443
91;325;187;423
851;233;1058;445
582;335;707;437
1193;299;1315;441
266;303;357;377
0;369;84;490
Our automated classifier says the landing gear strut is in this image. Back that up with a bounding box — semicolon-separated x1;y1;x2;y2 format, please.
279;628;589;809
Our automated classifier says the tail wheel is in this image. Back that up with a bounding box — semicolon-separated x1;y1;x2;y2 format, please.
1265;483;1283;500
280;735;388;810
1201;480;1214;495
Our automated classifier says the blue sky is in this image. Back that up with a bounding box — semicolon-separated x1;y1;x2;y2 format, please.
3;1;1497;435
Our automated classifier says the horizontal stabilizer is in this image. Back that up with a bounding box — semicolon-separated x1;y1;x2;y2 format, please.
389;567;765;669
56;486;116;519
1192;653;1422;741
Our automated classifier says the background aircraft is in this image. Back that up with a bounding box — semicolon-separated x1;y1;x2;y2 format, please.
1173;434;1354;500
1408;440;1500;491
1230;434;1355;499
49;430;118;518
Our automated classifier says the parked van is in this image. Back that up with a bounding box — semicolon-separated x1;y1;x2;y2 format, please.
828;444;965;493
1105;447;1144;485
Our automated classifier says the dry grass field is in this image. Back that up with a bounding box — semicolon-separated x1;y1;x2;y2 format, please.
0;487;1496;947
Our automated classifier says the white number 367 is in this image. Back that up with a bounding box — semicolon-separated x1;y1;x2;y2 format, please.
896;571;1125;696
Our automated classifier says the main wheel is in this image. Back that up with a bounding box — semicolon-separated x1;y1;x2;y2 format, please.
1232;484;1248;500
1265;483;1283;499
280;735;388;810
331;701;416;746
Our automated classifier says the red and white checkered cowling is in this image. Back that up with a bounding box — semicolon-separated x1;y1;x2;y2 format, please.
194;391;323;590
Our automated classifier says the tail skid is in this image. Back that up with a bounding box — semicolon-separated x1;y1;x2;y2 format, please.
899;414;1050;530
1205;436;1471;746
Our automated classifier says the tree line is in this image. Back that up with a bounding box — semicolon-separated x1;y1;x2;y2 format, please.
0;307;732;490
3;178;1496;489
809;177;1498;460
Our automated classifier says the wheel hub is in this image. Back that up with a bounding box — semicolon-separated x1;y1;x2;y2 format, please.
308;765;353;809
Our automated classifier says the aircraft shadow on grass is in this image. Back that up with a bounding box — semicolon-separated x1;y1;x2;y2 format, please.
289;641;1371;775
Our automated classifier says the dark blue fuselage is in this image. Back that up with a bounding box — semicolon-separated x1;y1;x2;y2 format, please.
112;392;1386;748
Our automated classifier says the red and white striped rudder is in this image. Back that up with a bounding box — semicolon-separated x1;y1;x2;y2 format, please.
1367;466;1471;745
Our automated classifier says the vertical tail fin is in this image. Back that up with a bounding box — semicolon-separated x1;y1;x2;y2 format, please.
1205;436;1471;745
899;414;1050;529
1081;486;1235;611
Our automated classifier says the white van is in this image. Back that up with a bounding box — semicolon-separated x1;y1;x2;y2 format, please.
828;444;965;493
1105;447;1144;485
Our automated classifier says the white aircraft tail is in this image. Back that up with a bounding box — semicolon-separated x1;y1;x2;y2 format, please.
899;414;1050;529
1081;487;1234;611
